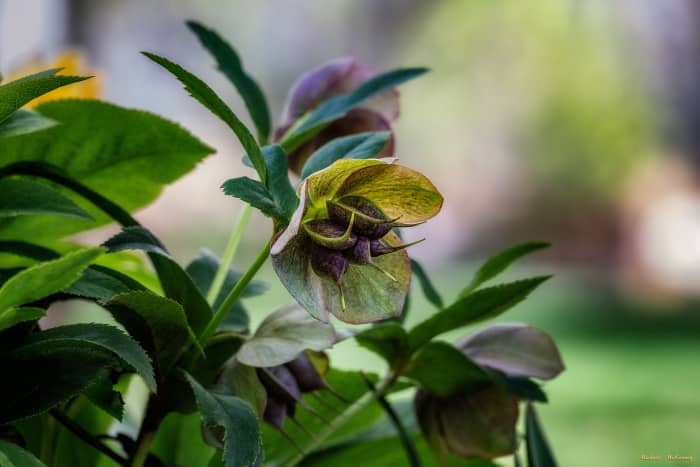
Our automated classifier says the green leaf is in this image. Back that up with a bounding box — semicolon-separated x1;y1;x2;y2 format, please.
0;69;88;123
0;440;47;467
525;403;557;467
411;259;444;309
186;20;271;144
0;247;103;312
0;100;213;241
0;241;58;261
216;361;266;418
408;277;551;351
262;145;298;222
104;226;213;336
404;341;491;397
151;412;216;467
355;322;409;366
280;67;428;152
458;324;564;380
221;177;285;221
0;109;56;138
0;178;92;220
63;264;147;302
15;323;156;391
184;371;263;467
82;369;124;420
106;291;200;376
142;51;266;184
236;304;336;367
300;131;391;179
0;307;46;332
459;242;550;297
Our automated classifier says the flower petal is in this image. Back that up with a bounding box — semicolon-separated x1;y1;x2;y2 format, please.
336;163;444;222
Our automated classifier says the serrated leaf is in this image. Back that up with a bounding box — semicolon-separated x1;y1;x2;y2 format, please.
0;247;103;312
142;51;266;184
237;304;336;367
104;226;212;335
459;242;550;297
279;67;427;153
0;100;214;241
0;440;47;467
184;371;263;467
262;145;298;222
355;322;409;366
186;21;271;144
0;307;45;332
106;291;200;376
410;259;444;309
0;178;92;220
0;69;88;123
221;177;285;221
0;109;56;138
458;324;564;380
408;277;551;351
404;341;491;397
15;323;156;391
300;131;391;179
526;403;557;467
63;264;147;302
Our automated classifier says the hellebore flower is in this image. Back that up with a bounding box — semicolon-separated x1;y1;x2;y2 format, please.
271;158;443;324
276;57;399;174
414;324;564;461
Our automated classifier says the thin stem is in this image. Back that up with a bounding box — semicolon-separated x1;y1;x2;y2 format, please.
198;237;272;344
48;409;127;466
362;374;422;467
206;204;252;304
129;431;155;467
128;399;160;467
281;372;396;467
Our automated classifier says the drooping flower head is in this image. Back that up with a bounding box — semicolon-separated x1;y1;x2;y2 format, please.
276;58;399;174
271;158;443;324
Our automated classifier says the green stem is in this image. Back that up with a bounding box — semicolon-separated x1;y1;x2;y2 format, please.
198;237;272;344
49;409;127;466
129;431;155;467
362;374;422;467
206;204;252;304
281;372;396;467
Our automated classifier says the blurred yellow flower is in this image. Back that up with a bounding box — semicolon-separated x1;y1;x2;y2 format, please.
8;50;101;105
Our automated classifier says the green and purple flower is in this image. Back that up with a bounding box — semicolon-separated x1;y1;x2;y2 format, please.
271;158;443;323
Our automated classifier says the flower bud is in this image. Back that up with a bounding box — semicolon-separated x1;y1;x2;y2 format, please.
309;242;349;283
327;196;396;239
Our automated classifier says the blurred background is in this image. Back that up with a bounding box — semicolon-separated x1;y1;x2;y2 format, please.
2;0;699;465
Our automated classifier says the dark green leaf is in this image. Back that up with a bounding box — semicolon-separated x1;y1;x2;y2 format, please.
104;226;213;336
411;259;444;309
0;178;92;220
408;277;551;351
82;369;124;420
151;412;216;467
279;68;427;152
526;403;557;467
0;100;214;241
106;291;200;376
221;177;285;221
0;241;59;261
216;360;266;418
0;69;88;123
186;20;271;144
300;131;391;179
502;376;547;403
404;342;491;397
0;247;103;312
63;264;147;302
0;109;56;138
459;242;550;297
262;145;298;222
142;52;266;184
14;323;156;391
0;440;47;467
184;371;263;467
355;322;409;365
